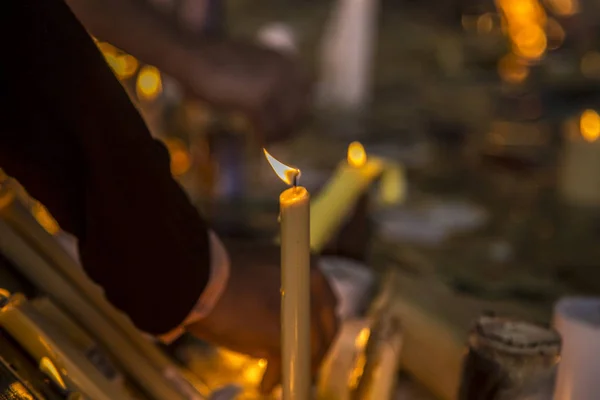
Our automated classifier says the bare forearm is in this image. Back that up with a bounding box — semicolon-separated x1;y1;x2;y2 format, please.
65;0;199;79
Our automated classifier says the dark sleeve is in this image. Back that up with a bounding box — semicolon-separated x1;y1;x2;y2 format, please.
0;0;211;335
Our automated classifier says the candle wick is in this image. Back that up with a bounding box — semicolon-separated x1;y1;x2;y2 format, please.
293;173;299;188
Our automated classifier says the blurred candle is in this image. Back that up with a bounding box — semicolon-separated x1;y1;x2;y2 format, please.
310;142;405;252
559;110;600;206
554;297;600;400
264;149;311;400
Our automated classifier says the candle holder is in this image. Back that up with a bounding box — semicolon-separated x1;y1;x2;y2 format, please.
458;316;561;400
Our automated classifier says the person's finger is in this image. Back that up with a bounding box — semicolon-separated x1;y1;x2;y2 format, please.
260;357;281;395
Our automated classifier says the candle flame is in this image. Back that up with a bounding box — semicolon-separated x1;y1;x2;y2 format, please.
348;142;367;168
580;109;600;142
263;148;300;185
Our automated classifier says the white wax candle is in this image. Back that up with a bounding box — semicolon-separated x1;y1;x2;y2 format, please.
554;297;600;400
264;149;312;400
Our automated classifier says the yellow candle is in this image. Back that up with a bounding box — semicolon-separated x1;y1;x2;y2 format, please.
559;110;600;206
310;142;405;252
264;149;311;400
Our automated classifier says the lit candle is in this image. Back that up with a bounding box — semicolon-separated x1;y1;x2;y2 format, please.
264;149;311;400
559;110;600;206
310;142;405;252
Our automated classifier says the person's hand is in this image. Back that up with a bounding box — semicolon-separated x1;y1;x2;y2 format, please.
184;39;312;143
185;239;339;394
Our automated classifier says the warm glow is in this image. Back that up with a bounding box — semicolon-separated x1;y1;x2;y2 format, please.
39;357;67;391
355;327;371;348
136;65;163;101
97;42;117;57
498;53;529;83
581;51;600;78
348;352;367;390
263;148;300;186
497;0;548;60
120;55;139;79
8;383;33;399
580;110;600;142
32;202;60;235
163;138;191;176
242;361;267;385
545;0;579;16
512;25;547;59
348;142;367;168
219;348;250;369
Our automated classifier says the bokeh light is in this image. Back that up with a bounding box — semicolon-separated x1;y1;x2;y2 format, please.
498;53;530;83
580;110;600;142
136;65;163;101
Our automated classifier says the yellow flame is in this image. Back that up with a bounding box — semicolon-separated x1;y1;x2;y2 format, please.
39;357;67;391
580;110;600;142
136;65;163;101
263;148;300;185
348;142;367;168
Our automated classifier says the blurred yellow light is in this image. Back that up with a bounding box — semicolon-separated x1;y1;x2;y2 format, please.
242;361;267;385
512;25;547;59
580;110;600;142
258;359;267;368
545;0;578;16
105;54;127;79
348;142;367;168
355;327;371;348
32;202;60;235
120;55;139;79
546;18;565;50
218;348;249;369
581;51;600;78
477;13;494;34
163;138;192;176
136;65;163;101
498;53;529;83
502;0;546;26
97;42;117;57
8;383;33;399
348;352;367;390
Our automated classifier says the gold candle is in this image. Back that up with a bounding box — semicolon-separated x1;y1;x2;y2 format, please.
264;149;311;400
310;142;405;252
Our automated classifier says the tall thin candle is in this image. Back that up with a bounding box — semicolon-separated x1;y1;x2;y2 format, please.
264;149;311;400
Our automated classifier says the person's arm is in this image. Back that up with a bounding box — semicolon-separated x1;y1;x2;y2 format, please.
1;0;214;336
64;0;212;83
